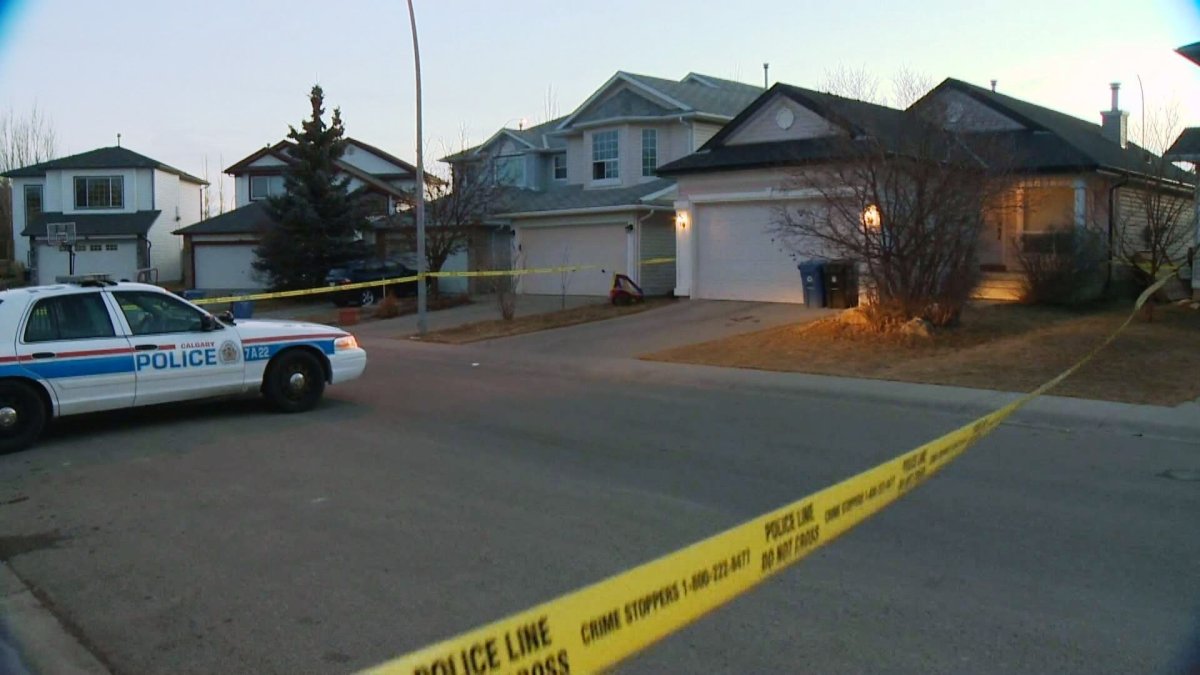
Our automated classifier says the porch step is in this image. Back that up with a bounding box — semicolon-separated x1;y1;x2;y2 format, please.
972;272;1024;301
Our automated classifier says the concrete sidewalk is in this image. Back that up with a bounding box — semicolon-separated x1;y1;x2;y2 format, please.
0;563;108;674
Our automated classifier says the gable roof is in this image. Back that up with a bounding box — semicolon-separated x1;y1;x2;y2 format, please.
554;71;762;131
174;201;271;235
22;210;161;238
225;138;417;179
224;139;424;198
2;146;206;184
914;78;1193;183
1164;127;1200;163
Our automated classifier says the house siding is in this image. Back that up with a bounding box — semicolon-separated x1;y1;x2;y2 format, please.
1114;186;1193;263
149;169;184;282
692;122;722;150
572;86;672;125
725;96;841;145
931;90;1025;132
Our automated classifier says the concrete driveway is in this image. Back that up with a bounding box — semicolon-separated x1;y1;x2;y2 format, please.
475;298;830;358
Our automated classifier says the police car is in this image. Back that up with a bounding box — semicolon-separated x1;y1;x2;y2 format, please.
0;277;367;453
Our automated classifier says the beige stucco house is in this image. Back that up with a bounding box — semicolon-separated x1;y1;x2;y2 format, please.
657;78;1194;303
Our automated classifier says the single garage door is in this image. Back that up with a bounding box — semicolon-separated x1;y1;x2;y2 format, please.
34;241;137;284
194;244;266;290
517;224;626;296
695;203;806;303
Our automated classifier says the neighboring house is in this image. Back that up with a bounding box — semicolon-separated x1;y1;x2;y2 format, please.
1164;39;1200;299
2;146;205;286
175;138;420;292
657;78;1195;303
443;72;763;296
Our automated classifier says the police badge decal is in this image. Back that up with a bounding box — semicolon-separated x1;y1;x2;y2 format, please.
219;340;241;364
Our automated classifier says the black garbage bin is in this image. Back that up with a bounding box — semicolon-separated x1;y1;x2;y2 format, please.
822;260;859;309
797;261;825;307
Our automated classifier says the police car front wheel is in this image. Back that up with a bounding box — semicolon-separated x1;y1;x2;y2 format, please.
0;381;47;454
263;350;326;413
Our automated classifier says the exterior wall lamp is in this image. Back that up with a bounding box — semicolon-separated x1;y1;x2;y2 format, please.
676;211;689;229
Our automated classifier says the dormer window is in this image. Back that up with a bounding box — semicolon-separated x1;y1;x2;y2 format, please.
74;176;123;209
592;130;619;181
552;154;567;181
249;175;286;201
493;155;525;186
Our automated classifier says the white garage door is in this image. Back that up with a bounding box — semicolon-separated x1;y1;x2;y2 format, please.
695;203;806;303
517;224;627;296
194;244;266;290
35;242;137;284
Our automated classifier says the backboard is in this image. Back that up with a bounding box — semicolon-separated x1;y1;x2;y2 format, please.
46;222;77;247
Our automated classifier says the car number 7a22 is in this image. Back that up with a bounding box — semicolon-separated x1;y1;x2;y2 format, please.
243;345;271;361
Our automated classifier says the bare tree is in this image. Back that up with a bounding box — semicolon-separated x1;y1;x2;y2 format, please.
820;65;883;105
201;156;213;221
542;85;560;124
772;106;1016;327
396;150;499;295
217;154;227;215
891;66;935;109
0;104;57;261
557;243;574;309
1114;103;1193;300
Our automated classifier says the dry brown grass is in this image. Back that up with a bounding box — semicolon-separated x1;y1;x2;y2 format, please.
417;298;674;344
646;301;1200;406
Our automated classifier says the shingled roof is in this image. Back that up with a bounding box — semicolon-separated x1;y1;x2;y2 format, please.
493;178;674;217
22;210;161;238
3;147;206;184
173;202;271;235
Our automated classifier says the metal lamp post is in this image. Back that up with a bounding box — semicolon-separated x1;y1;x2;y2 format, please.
406;0;427;334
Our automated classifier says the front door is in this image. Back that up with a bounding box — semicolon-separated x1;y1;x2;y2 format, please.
109;290;245;406
15;291;136;415
979;209;1006;270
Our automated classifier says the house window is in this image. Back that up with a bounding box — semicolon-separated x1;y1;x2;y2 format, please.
90;244;103;252
592;130;619;181
641;129;658;177
552;154;567;181
73;176;123;209
249;175;285;201
23;184;43;224
105;244;118;251
493;155;524;186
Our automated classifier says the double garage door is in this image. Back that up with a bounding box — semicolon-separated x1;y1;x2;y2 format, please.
517;224;627;296
35;242;137;285
194;244;266;290
693;203;807;304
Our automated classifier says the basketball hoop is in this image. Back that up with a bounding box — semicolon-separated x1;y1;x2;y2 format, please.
46;222;77;248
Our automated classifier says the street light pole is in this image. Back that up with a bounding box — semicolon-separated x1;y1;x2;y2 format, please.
406;0;427;334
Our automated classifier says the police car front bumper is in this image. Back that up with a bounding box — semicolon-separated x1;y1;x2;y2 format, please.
330;348;367;384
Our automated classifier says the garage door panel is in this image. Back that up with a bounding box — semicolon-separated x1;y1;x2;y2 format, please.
696;204;806;303
195;245;265;290
517;225;626;296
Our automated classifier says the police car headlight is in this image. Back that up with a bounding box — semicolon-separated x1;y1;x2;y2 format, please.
334;335;358;351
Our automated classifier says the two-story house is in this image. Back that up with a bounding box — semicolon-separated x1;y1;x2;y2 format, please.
176;138;420;292
2;146;205;285
443;72;763;296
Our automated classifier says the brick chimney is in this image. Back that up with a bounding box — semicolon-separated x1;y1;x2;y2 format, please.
1100;82;1129;148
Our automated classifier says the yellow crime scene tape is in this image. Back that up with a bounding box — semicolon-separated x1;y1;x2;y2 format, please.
192;258;678;306
359;275;1171;675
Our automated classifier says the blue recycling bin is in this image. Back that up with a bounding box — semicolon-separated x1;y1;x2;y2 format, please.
231;301;254;319
798;261;826;307
182;290;205;301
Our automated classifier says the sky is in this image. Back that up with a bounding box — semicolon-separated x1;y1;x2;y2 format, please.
2;0;1200;204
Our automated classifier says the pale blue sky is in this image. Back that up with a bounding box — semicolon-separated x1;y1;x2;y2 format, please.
2;0;1199;197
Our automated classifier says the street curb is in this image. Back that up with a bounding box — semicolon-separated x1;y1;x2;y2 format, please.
0;563;109;675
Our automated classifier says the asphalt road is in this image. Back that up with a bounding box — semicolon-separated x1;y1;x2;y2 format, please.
1;334;1198;674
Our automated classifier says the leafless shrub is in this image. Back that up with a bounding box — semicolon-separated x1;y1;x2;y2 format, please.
1016;226;1107;306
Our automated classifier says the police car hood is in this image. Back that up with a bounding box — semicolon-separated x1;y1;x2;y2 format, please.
230;318;349;340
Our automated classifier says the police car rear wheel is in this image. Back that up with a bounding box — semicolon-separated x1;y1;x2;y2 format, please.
0;381;46;454
263;350;325;413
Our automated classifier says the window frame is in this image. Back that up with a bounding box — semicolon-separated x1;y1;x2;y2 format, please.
23;184;43;224
591;129;619;182
641;128;658;177
73;176;124;210
22;292;118;344
552;154;567;181
492;155;525;186
249;174;285;201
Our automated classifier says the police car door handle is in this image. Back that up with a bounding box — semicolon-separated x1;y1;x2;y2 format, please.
134;344;158;351
30;352;55;359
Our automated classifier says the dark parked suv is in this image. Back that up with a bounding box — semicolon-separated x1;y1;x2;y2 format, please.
325;260;418;307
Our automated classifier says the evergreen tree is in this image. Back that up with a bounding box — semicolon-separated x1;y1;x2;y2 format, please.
254;85;367;289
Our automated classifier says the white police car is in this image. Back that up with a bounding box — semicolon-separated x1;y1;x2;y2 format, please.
0;277;367;453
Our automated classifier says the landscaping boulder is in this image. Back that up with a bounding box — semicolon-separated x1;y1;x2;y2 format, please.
899;317;933;338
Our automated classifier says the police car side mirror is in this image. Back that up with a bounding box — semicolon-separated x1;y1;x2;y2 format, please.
200;314;220;332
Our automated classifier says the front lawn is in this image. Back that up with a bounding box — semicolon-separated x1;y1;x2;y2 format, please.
415;298;674;344
644;301;1200;406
